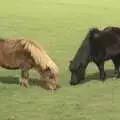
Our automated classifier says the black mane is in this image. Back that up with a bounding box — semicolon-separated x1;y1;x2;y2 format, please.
69;28;99;71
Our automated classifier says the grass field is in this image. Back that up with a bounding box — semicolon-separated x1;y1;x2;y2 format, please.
0;0;120;120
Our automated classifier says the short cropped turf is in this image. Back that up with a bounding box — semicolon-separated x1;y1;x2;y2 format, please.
0;0;120;120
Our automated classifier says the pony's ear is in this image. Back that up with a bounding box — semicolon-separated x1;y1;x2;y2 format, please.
45;66;50;71
89;28;100;40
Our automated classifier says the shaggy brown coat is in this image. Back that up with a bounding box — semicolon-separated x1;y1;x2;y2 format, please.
0;38;59;90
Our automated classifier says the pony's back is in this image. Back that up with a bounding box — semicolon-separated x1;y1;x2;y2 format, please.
104;26;120;36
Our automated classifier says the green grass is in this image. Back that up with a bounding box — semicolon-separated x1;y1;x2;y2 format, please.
0;0;120;119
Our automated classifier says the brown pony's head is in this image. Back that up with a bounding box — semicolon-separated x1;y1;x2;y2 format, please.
40;67;59;90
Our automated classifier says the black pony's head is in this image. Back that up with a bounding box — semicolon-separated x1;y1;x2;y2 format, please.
69;60;86;85
69;28;100;85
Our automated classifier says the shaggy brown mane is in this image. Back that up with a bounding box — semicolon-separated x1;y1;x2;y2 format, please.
18;38;59;74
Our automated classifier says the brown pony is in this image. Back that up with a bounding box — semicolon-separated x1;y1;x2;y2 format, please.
0;38;59;90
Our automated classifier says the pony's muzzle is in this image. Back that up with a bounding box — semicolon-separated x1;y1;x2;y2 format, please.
69;80;80;86
47;84;60;90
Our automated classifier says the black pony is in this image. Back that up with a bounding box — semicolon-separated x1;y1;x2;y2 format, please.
69;26;120;85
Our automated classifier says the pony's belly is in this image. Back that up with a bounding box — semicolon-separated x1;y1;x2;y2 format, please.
0;58;22;69
0;59;32;70
0;55;33;70
1;65;19;69
0;54;27;69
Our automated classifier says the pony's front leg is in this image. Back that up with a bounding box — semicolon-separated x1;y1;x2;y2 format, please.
19;69;29;87
95;61;106;81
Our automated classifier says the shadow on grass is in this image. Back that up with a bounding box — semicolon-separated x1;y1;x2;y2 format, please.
79;69;115;84
0;76;61;90
0;76;48;88
0;69;115;87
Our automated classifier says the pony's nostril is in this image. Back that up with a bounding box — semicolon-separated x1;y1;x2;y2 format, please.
70;81;78;85
70;81;73;85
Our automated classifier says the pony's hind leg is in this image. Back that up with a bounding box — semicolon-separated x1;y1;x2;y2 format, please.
19;69;29;87
112;56;120;79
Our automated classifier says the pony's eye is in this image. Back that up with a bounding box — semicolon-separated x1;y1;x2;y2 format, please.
79;64;83;70
50;75;54;79
79;67;82;70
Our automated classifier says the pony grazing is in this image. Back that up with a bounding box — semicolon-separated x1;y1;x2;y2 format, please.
69;26;120;85
0;38;59;90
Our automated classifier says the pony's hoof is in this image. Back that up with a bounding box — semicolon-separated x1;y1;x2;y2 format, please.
100;76;106;82
23;83;29;88
19;82;29;88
